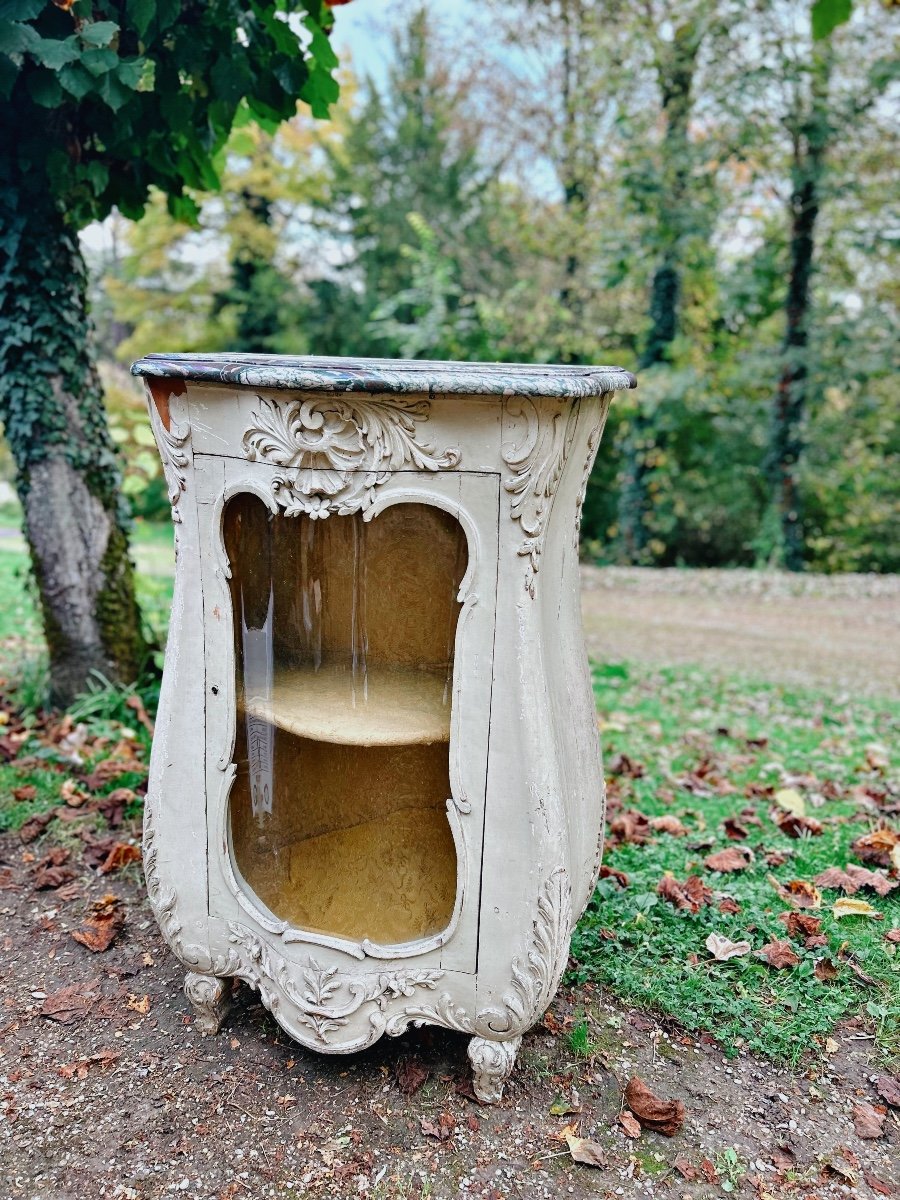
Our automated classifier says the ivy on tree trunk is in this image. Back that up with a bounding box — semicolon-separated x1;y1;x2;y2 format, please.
0;181;146;706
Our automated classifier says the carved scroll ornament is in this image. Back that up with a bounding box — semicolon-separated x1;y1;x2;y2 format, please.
242;396;461;518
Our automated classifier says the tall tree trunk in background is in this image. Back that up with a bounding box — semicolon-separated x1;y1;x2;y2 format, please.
0;181;146;707
618;20;702;563
558;0;588;346
769;52;831;572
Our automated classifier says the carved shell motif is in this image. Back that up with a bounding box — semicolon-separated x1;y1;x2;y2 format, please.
242;396;461;517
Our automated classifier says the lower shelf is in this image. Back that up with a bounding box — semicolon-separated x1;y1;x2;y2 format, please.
238;805;458;946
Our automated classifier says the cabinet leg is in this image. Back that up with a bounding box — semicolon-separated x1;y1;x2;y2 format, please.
467;1035;522;1104
184;972;231;1034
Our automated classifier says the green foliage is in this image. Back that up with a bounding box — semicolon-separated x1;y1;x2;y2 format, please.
572;662;900;1062
0;0;340;227
812;0;853;41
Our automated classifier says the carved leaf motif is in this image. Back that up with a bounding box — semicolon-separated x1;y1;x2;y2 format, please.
502;399;579;597
221;923;445;1049
389;867;572;1040
146;397;190;524
242;396;460;518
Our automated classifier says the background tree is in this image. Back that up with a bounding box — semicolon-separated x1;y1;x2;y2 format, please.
0;0;340;704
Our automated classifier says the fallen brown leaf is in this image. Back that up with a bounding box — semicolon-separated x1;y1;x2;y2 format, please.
778;911;822;940
718;896;741;914
875;1075;900;1108
851;827;899;868
12;785;37;801
70;894;125;953
617;1110;641;1139
657;874;713;913
674;1157;697;1180
770;876;822;909
775;812;824;838
19;811;54;844
851;1102;885;1140
755;938;800;969
607;753;645;779
623;1076;685;1137
564;1127;609;1166
814;958;839;982
125;693;155;735
863;1170;893;1196
704;846;752;873
31;847;76;891
608;808;651;845
41;979;102;1024
599;864;629;888
395;1058;429;1096
60;778;89;808
649;815;688;836
723;817;748;840
420;1112;456;1141
99;843;142;875
885;929;900;943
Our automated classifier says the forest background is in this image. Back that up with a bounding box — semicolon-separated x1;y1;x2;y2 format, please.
5;0;897;578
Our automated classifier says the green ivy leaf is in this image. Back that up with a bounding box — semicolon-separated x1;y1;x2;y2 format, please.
31;35;81;71
126;0;155;40
0;0;43;19
0;19;41;58
85;161;109;195
0;51;16;100
116;56;145;91
81;47;119;78
80;21;120;49
58;62;95;99
811;0;852;40
26;68;63;108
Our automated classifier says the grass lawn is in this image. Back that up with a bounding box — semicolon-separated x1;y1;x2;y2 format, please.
574;662;900;1065
0;526;897;1069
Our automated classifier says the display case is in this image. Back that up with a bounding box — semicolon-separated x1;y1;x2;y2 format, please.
134;353;635;1102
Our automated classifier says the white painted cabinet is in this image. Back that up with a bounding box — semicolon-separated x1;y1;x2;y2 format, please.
134;354;635;1102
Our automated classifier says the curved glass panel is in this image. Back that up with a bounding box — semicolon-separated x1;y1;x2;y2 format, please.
224;495;467;946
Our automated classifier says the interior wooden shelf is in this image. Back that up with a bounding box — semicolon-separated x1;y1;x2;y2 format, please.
240;662;452;746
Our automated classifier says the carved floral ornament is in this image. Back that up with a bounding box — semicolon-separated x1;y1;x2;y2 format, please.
241;395;461;517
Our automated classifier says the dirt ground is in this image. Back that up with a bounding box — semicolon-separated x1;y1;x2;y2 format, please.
2;568;899;1198
0;845;897;1200
581;568;900;699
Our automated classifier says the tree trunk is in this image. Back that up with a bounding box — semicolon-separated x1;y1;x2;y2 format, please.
617;21;701;563
769;54;831;572
0;182;146;707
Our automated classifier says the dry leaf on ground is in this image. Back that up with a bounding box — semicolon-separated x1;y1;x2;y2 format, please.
395;1058;429;1096
775;787;806;817
649;815;688;836
832;897;882;921
99;843;142;875
775;812;824;838
60;779;89;808
657;874;713;913
674;1157;697;1180
705;933;751;961
420;1112;455;1141
875;1076;900;1107
851;1102;885;1140
769;876;822;909
41;979;102;1024
705;846;753;872
19;811;54;844
561;1124;609;1166
70;894;125;952
618;1110;641;1139
814;958;839;982
755;939;800;969
816;865;897;897
599;864;629;888
623;1076;685;1137
851;828;899;868
608;808;651;845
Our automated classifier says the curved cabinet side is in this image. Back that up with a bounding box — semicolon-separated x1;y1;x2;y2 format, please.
144;383;213;972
